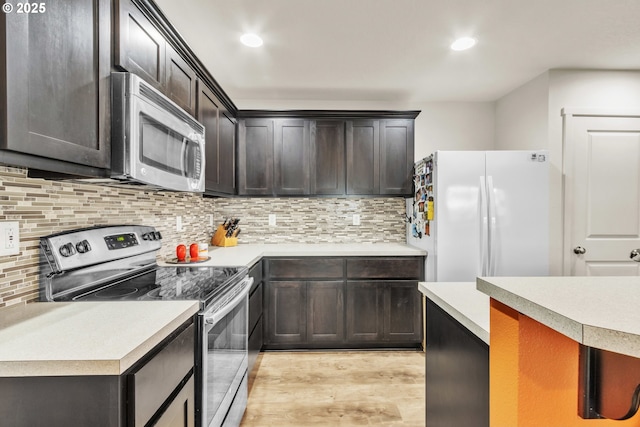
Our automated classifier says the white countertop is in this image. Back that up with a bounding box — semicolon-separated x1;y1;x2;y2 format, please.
418;282;490;344
160;243;427;268
0;301;199;377
477;276;640;358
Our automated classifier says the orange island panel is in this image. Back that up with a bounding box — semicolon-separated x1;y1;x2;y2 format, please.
489;299;640;427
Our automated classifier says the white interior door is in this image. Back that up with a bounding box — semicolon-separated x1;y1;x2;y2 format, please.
563;109;640;276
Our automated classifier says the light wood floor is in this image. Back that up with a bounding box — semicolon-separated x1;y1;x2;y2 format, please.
240;350;425;426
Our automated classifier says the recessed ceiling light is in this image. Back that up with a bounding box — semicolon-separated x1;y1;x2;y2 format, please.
450;37;477;51
240;33;263;48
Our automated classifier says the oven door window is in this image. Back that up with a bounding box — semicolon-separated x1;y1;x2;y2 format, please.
139;113;201;179
205;299;248;426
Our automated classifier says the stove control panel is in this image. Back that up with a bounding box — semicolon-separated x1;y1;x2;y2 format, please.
105;233;139;250
40;225;162;273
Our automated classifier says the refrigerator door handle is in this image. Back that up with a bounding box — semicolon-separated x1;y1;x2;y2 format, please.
479;176;489;276
487;175;498;276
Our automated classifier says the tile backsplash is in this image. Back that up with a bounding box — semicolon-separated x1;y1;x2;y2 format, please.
0;166;406;308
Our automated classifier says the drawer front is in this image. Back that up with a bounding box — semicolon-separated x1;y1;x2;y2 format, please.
249;261;263;288
268;258;344;279
131;322;195;426
248;316;263;376
347;257;422;279
249;281;263;334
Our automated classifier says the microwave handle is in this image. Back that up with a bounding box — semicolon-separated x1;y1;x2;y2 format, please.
181;133;205;178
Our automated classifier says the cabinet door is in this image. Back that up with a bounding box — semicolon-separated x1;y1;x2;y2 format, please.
346;120;380;195
310;120;346;195
384;281;421;342
198;82;219;192
266;281;306;344
166;44;197;116
115;0;166;90
238;119;274;195
199;84;235;195
218;111;237;194
380;119;414;195
346;281;383;342
154;375;195;427
2;0;111;171
274;119;310;195
307;281;345;343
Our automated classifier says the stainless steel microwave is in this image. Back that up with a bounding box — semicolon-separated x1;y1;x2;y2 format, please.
111;72;205;192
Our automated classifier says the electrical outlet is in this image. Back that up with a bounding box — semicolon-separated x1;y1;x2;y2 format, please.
0;221;20;256
269;214;277;226
209;214;214;227
176;215;183;232
353;214;361;226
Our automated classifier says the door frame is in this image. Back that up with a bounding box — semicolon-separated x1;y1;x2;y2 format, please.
561;107;640;275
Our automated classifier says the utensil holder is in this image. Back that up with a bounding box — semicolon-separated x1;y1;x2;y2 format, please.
211;225;238;247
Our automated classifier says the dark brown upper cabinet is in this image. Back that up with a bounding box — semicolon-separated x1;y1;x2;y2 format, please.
238;119;274;195
115;0;166;90
0;0;111;176
198;81;235;195
274;119;311;195
116;0;197;116
346;120;380;195
217;110;237;195
166;44;197;116
310;120;346;195
380;119;415;195
237;111;418;197
346;119;415;196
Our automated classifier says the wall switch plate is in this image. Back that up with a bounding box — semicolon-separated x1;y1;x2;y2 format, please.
176;215;183;232
353;214;361;226
269;214;277;226
0;221;20;256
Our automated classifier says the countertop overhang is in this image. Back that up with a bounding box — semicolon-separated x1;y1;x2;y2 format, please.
418;281;490;344
477;276;640;358
0;301;199;377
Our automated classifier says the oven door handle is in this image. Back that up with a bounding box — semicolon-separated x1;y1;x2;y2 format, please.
204;276;253;326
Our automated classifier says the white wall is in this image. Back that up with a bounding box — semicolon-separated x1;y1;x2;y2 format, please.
495;72;549;150
495;69;640;275
414;102;496;158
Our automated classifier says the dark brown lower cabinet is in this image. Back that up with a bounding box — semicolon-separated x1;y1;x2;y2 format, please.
264;257;423;350
0;319;196;427
346;282;383;342
307;281;345;343
346;281;421;344
267;281;307;345
248;260;264;384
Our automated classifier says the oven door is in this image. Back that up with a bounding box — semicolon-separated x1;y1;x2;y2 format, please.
201;276;252;427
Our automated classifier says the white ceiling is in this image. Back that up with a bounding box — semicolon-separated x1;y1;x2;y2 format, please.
153;0;640;107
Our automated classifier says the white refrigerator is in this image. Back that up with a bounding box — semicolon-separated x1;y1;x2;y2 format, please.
408;150;549;282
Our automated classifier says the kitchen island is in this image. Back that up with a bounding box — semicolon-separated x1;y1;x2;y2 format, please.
419;282;489;427
478;276;640;427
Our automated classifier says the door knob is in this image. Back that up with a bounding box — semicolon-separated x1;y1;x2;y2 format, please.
630;249;640;262
573;246;586;255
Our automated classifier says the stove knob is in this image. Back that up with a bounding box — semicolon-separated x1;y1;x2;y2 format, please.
76;240;91;254
59;242;76;257
154;231;162;240
142;233;151;241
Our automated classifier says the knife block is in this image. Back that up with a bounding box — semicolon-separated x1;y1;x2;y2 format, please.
211;225;238;247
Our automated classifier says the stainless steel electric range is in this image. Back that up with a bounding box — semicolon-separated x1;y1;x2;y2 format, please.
39;225;251;427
